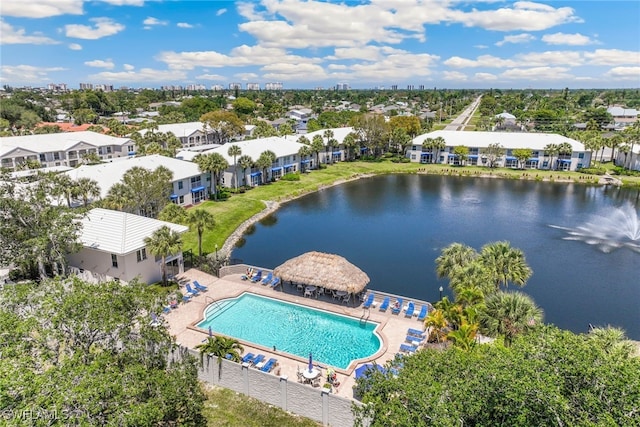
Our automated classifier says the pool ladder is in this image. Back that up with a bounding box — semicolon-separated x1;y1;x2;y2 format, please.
205;296;224;313
360;308;370;325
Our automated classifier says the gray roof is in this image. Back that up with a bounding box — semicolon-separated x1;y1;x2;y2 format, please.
412;131;586;151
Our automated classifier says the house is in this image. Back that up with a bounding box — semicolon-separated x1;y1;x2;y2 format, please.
615;144;640;171
63;154;209;207
137;122;211;147
67;208;188;284
408;131;590;171
304;127;355;164
0;131;135;170
607;106;639;129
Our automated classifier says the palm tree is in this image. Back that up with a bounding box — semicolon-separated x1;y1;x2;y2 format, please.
196;335;244;379
227;145;242;191
587;326;635;359
431;136;446;163
557;142;573;169
144;225;182;286
311;135;325;168
544;143;560;170
187;209;215;257
446;320;478;351
622;122;640;170
343;132;358;161
479;241;532;290
74;177;101;207
424;308;448;343
103;182;132;212
237;154;253;187
194;153;229;201
479;291;543;346
323;129;334;164
435;243;478;280
256;150;276;184
298;145;311;172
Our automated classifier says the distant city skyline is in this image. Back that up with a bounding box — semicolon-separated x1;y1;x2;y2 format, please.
1;0;639;89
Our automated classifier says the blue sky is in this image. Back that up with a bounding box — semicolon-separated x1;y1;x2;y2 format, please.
1;0;639;89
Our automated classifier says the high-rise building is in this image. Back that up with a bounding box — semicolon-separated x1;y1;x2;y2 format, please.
229;83;242;90
246;83;260;90
265;82;283;90
391;85;398;91
407;85;414;90
79;83;93;90
186;84;206;91
419;85;425;90
335;82;350;90
211;84;224;91
47;83;68;91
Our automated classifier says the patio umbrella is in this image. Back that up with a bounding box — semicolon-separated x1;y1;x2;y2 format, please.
208;326;213;338
308;352;313;373
354;363;385;379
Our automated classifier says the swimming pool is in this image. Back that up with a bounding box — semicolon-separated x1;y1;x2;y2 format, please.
197;293;381;369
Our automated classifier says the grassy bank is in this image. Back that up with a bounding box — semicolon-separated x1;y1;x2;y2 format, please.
181;160;640;256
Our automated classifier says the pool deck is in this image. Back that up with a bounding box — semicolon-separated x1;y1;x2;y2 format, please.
165;268;432;399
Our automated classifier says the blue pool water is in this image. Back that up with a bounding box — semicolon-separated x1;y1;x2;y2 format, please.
197;293;381;369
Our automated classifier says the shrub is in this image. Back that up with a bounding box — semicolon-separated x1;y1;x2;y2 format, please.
578;166;607;175
280;173;301;181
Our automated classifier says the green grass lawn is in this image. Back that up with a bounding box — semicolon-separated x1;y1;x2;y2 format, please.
203;386;321;427
181;160;640;256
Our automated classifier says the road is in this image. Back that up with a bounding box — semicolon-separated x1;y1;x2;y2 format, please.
443;95;482;131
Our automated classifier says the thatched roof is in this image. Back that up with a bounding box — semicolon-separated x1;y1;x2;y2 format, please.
273;251;370;293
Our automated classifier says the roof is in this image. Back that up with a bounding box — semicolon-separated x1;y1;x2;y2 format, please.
495;112;516;119
273;251;370;293
78;208;188;255
607;106;639;117
138;122;205;138
36;122;105;132
412;131;586;151
64;154;203;198
204;135;305;162
0;131;132;156
304;127;355;145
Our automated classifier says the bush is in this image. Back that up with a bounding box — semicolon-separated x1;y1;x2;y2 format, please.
578;166;607;175
280;173;301;181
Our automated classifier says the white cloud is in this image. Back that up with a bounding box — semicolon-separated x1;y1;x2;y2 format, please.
474;72;498;81
583;49;640;66
603;67;640;81
88;68;187;82
235;72;258;81
123;64;135;71
500;66;573;81
84;59;115;69
177;22;194;28
195;73;226;80
442;71;468;81
542;32;595;46
1;0;83;18
445;51;583;68
0;64;66;83
474;45;489;49
102;0;145;5
143;17;169;28
0;20;59;45
261;63;329;82
495;33;535;47
217;8;227;16
64;18;125;40
68;43;82;50
444;55;516;68
236;2;267;21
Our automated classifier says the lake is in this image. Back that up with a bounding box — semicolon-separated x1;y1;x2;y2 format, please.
232;174;640;340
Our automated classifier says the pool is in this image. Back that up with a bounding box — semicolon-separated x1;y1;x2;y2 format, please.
197;293;381;369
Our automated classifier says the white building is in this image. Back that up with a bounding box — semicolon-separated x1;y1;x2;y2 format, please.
265;82;283;90
246;83;260;91
67;208;188;285
64;154;209;207
408;131;590;171
304;127;355;164
137;122;212;147
0;131;135;170
616;144;640;171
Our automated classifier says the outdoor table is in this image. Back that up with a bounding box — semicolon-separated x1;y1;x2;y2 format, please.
302;368;321;381
336;291;348;297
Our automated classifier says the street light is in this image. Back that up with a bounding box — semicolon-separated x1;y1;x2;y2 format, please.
439;286;443;301
215;244;218;262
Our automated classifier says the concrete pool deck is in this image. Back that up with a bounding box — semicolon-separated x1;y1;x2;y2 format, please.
165;268;433;399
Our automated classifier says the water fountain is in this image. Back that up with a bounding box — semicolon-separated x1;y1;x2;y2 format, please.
551;202;640;253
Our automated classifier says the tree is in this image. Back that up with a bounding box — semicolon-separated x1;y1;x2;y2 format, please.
104;166;173;217
200;110;245;144
311;135;325;168
423;308;448;343
389;115;422;137
351;114;389;157
622;122;640;170
256;150;276;184
452;145;469;165
512;148;532;169
278;122;294;136
480;291;543;346
388;128;411;156
232;97;257;115
194;153;229;201
237;154;253;187
187;209;215;257
144;225;183;286
323;129;335;164
298;145;312;172
479;241;532;290
158;203;187;224
74;177;101;208
343;131;358;161
435;243;477;280
196;335;244;379
227;144;242;190
544;143;560;170
481;142;505;168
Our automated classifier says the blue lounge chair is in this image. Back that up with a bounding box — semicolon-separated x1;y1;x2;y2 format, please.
417;305;428;320
150;312;160;326
261;272;273;285
241;353;256;364
251;270;263;283
185;283;199;296
391;298;403;314
162;305;171;314
182;294;191;303
269;277;280;288
406;334;424;345
260;358;278;372
400;343;417;353
407;328;425;338
251;354;265;367
404;301;415;317
379;296;390;312
362;293;375;309
194;280;208;292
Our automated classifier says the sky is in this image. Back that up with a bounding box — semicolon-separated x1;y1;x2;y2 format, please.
1;0;639;90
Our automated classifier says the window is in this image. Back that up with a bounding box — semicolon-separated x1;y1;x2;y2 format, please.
578;153;585;159
178;181;183;190
136;248;147;262
127;145;134;153
411;154;416;160
39;154;46;162
179;195;184;204
111;254;118;268
53;152;60;160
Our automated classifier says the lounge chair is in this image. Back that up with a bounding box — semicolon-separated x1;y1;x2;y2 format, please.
193;280;208;292
399;343;417;353
182;294;191;303
362;293;375;309
251;270;263;283
407;328;425;338
391;298;403;314
169;298;179;309
261;272;273;285
269;277;280;288
241;353;256;364
162;305;171;314
417;305;428;321
404;301;415;317
379;296;390;311
241;268;254;280
251;354;265;367
260;358;278;372
406;334;424;345
150;312;160;327
185;283;199;296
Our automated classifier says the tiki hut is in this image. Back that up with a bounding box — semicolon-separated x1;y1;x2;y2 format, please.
273;251;370;294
